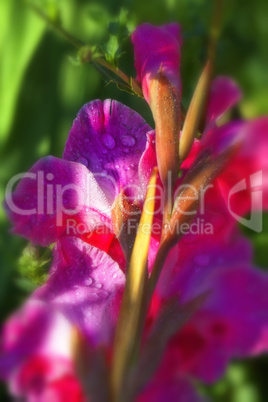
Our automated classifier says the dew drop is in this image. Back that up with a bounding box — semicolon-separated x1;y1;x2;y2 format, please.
87;292;99;301
101;133;116;149
84;277;93;286
95;283;102;289
113;273;118;279
97;290;109;299
77;157;88;167
120;135;136;147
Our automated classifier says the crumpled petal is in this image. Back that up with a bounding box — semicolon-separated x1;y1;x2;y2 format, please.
63;99;153;204
34;237;125;346
132;23;182;102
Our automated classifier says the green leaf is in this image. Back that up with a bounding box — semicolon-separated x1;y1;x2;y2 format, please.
0;0;45;146
102;9;130;67
17;244;51;288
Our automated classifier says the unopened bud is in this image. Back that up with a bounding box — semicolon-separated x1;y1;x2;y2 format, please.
149;70;181;191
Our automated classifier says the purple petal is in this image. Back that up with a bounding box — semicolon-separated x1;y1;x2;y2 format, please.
158;229;253;302
63;99;153;204
4;156;112;246
33;237;125;346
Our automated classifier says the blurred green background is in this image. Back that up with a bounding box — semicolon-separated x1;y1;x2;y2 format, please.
0;0;267;400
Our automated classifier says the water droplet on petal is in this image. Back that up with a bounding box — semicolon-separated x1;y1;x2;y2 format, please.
97;290;109;299
86;292;99;301
77;157;88;167
120;135;136;147
95;283;102;289
101;133;116;149
84;277;93;286
113;273;118;279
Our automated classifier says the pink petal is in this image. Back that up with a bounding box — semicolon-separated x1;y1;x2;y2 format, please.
0;301;72;381
63;99;153;204
206;76;242;130
10;356;83;402
132;23;182;102
34;237;125;346
139;130;157;188
217;117;268;217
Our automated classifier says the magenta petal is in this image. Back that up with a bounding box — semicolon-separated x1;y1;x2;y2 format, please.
34;237;125;346
158;230;253;302
0;301;72;380
202;265;268;356
201;120;244;158
206;76;242;129
218;117;268;216
63;99;153;203
132;23;182;102
139;130;157;187
138;376;203;402
4;156;112;246
179;265;268;383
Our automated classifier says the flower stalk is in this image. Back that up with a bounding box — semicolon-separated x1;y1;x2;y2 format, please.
111;168;158;402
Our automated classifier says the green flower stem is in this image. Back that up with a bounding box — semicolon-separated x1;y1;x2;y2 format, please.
29;3;143;97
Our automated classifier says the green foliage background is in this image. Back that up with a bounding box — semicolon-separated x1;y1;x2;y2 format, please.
0;0;267;400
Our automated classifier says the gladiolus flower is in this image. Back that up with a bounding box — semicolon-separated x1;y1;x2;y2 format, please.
2;22;268;402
